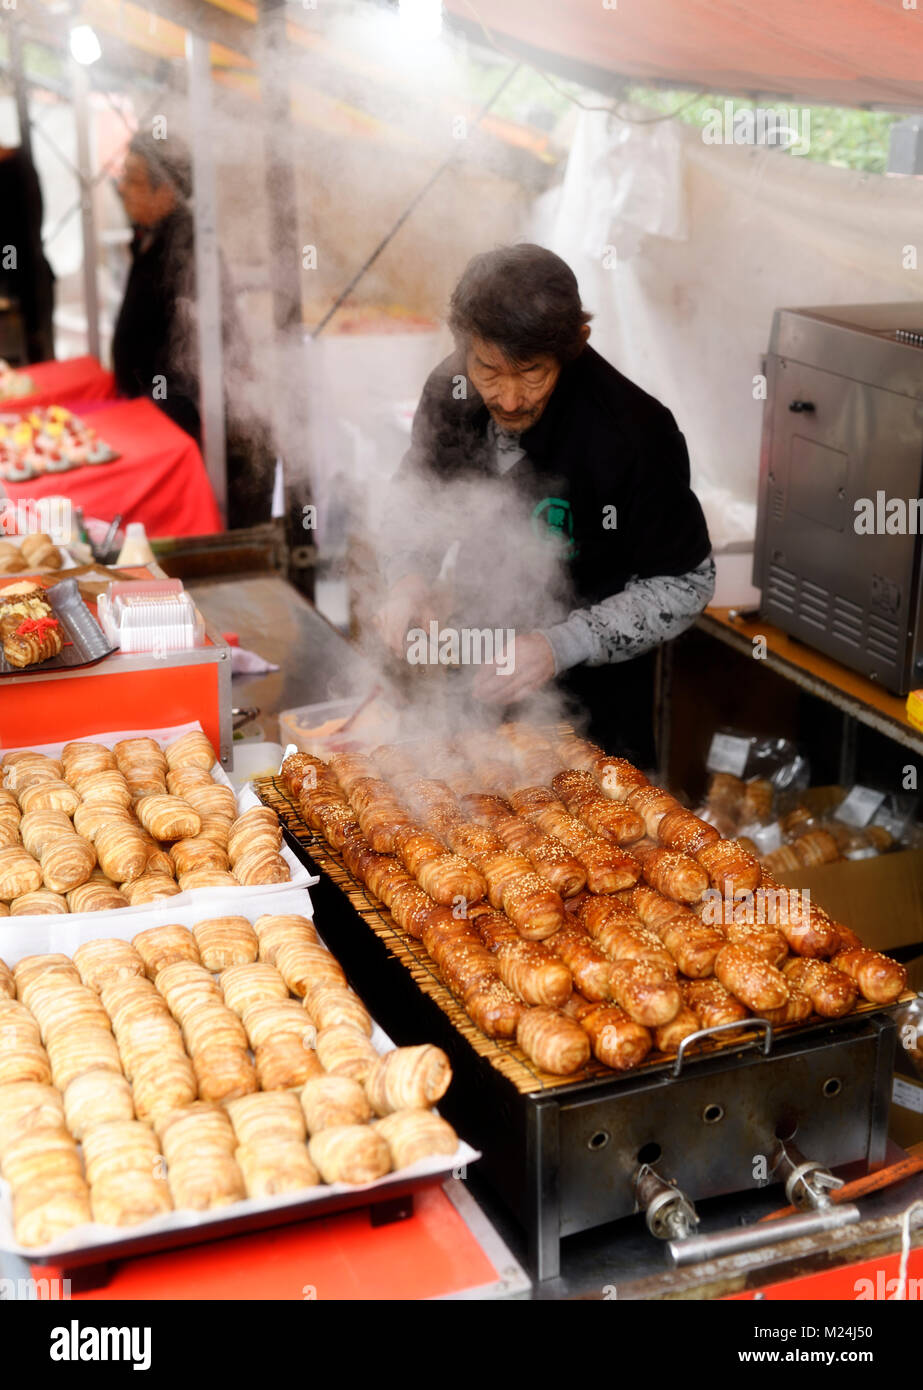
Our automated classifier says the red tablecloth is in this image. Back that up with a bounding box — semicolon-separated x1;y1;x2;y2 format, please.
1;398;221;538
2;355;116;412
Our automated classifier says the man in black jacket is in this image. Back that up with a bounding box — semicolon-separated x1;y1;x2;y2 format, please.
0;143;55;363
112;133;273;527
379;244;714;765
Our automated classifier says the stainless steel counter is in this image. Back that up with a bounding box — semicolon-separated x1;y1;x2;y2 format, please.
187;574;375;741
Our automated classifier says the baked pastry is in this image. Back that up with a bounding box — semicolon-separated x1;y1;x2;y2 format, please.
564;994;652;1070
680;978;751;1031
0;1038;52;1086
155;1101;237;1162
63;1069;135;1138
0;1080;64;1156
274;942;346;997
40;832;96;892
181;1003;248;1056
219;962;289;1016
167;1151;246;1211
94;820;148;884
255;1037;325;1090
165;730;216;771
782;957;858;1017
180;781;237;822
20;808;73;857
225;1091;307;1145
156;960;223;1022
0;845;42;900
714;943;789;1012
18;780;80;816
231;847;290;886
300;1074;372;1134
72;801;132;842
72;768;132;808
315;1025;380;1082
193;916;259;971
91;1171;173;1226
364;1044;452;1115
130;922;198;978
374;1109;458;1168
73;938;146;992
46;1026;122;1090
631;840;709;904
177;868;238;891
3;618;65;668
83;1120;165;1187
302;982;372;1036
516;1005;592;1075
0;956;14;999
308;1124;391;1185
66;878;129;913
120;873;182;905
695;839;762;897
131;1053;197;1123
235;1140;320;1197
62;741;116;783
135;794;201;842
475;911;572;1008
607;960;683;1029
170;836;229;877
831;947;907;1004
653;1005;703;1054
544;923;613;1002
239;998;315;1049
9;889;68;915
13;952;79;993
192;1045;258;1102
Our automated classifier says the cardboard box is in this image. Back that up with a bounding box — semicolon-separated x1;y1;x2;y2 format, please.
777;848;923;954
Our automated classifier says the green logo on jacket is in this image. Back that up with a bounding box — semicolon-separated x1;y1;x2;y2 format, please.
532;496;578;558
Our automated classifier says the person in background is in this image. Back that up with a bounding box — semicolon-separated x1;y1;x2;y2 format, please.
113;132;273;527
379;244;715;767
0;143;55;363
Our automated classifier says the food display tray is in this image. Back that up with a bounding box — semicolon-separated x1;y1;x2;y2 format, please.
0;577;115;676
0;723;314;924
255;776;903;1280
0;887;478;1279
254;775;907;1094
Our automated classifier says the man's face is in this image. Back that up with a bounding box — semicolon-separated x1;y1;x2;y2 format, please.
466;335;561;433
116;153;176;228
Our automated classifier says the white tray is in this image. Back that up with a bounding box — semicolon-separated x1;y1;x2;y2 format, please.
0;886;478;1262
1;722;315;925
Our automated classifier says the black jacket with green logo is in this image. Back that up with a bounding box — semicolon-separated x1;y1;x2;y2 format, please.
394;344;711;762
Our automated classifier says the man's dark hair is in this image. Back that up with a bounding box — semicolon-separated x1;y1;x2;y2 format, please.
448;244;592;366
128;132;193;201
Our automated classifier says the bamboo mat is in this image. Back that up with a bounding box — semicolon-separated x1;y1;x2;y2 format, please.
255;775;905;1097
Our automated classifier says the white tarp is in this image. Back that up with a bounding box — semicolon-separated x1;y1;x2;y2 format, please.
530;109;923;548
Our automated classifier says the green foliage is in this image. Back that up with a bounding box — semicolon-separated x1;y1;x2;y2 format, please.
624;87;902;173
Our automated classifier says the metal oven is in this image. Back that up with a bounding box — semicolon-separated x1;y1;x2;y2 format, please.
754;302;923;693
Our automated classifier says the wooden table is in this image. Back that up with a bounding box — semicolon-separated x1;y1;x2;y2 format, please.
698;607;923;758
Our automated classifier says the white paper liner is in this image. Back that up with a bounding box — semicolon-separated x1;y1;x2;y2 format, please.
0;885;478;1259
1;722;316;925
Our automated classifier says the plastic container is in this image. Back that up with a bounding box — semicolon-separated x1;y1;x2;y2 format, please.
278;697;399;756
97;578;205;653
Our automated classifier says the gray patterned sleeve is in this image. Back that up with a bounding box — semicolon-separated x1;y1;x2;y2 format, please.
538;556;716;673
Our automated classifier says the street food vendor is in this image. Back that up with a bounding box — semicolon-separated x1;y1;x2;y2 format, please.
379;244;714;767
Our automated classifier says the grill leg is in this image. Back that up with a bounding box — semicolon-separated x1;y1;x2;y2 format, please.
527;1099;561;1282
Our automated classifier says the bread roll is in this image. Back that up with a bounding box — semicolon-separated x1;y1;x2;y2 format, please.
308;1124;391;1185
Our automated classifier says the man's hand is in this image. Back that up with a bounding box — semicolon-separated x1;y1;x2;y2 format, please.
377;573;441;656
471;631;556;706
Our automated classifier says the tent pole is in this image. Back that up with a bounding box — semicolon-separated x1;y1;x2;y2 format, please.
9;16;33;162
186;29;228;526
70;55;101;362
